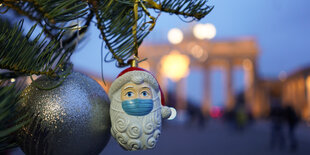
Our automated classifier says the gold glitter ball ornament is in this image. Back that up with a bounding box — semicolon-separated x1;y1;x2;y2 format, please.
17;72;111;155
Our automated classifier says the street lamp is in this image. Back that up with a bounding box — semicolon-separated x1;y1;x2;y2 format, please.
167;28;183;44
160;50;190;82
193;23;216;40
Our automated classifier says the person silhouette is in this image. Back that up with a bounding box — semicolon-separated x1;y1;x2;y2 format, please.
269;97;285;150
284;105;299;152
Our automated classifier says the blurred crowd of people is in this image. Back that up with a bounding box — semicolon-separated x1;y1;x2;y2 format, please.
182;92;301;153
269;97;299;152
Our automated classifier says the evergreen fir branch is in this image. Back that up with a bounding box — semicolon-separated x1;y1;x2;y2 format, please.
2;1;56;38
1;0;88;24
93;0;154;65
61;10;94;48
146;0;213;20
1;0;89;41
2;0;213;66
0;18;73;77
0;84;29;152
91;0;212;65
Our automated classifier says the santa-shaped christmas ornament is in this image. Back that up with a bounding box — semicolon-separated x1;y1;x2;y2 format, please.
108;60;173;151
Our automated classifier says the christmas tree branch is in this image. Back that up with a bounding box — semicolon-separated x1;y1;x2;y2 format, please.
145;0;214;20
0;18;72;77
61;10;93;47
0;85;29;152
89;0;213;65
1;0;89;38
4;2;59;40
92;0;156;66
2;0;89;23
1;0;213;67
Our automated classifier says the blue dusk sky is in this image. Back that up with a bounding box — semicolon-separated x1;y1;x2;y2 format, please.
70;0;310;106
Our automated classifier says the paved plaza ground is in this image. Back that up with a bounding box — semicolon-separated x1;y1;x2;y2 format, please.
101;119;310;155
8;119;310;155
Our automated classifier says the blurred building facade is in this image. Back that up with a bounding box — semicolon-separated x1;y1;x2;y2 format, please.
282;67;310;121
138;37;268;118
84;32;309;121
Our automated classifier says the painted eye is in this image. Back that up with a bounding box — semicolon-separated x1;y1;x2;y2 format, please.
141;91;148;97
126;91;134;97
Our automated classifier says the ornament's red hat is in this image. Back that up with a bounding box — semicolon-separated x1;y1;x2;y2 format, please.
117;67;165;106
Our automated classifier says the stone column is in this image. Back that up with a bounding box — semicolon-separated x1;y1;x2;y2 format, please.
225;61;235;111
202;65;211;116
176;78;187;111
243;59;255;110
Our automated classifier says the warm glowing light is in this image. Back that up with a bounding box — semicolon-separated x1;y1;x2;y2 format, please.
199;51;208;62
193;23;216;40
189;44;208;62
160;50;190;81
307;76;310;90
190;44;204;58
306;76;310;106
188;43;208;62
168;107;177;120
167;28;183;44
193;24;205;39
10;78;16;83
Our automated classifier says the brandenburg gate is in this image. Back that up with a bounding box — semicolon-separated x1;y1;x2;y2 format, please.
139;37;259;116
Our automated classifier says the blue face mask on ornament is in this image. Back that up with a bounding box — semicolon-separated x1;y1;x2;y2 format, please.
122;99;153;116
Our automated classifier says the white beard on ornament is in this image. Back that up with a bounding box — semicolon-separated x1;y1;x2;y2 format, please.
110;93;162;151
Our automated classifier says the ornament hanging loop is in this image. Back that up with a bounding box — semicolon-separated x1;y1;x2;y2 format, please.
128;56;139;67
127;57;148;68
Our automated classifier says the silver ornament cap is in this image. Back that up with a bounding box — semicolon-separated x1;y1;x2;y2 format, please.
17;72;111;155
